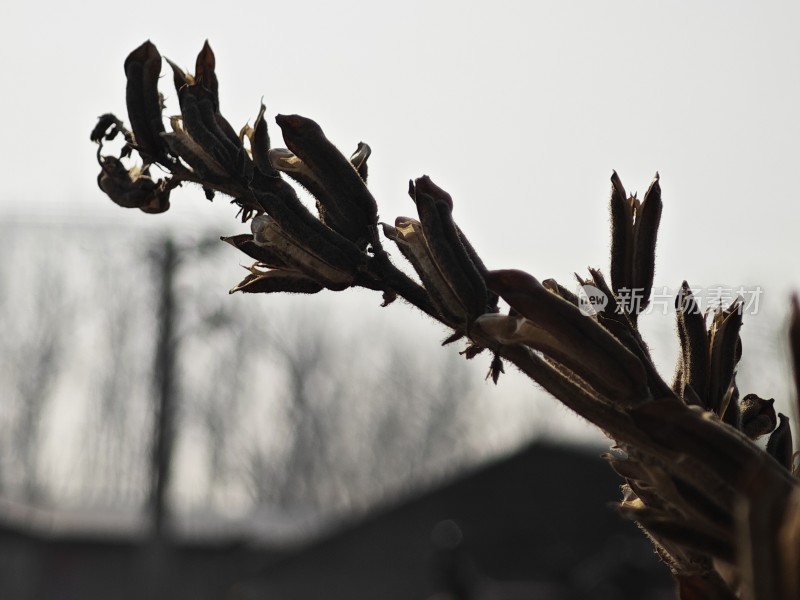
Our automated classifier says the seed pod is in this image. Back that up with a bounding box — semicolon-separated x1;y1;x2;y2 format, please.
413;175;453;209
583;268;674;401
251;213;355;290
630;398;769;491
194;41;219;106
739;394;777;439
474;308;646;403
609;172;662;319
268;148;359;240
384;218;463;323
160;130;228;178
609;171;633;296
707;300;743;415
250;102;277;177
179;86;239;172
481;269;649;402
124;41;166;159
413;186;488;322
406;176;495;313
452;219;497;312
766;413;794;471
675;282;709;406
275;114;378;247
252;182;365;273
193;41;240;148
632;173;662;313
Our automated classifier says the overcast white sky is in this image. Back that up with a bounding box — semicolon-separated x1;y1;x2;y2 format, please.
3;1;800;434
3;1;799;288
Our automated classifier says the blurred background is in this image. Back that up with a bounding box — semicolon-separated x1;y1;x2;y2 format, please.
1;1;798;598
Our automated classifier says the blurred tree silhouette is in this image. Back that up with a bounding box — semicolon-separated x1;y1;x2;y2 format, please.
0;243;69;504
0;224;489;524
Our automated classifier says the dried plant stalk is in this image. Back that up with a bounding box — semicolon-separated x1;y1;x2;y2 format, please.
91;40;800;599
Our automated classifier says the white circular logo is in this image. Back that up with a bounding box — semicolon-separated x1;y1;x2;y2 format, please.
577;284;608;316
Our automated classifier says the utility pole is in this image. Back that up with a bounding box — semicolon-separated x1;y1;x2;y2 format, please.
150;236;178;539
139;236;179;600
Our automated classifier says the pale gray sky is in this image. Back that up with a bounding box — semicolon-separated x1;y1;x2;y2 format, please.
2;1;800;433
3;1;799;288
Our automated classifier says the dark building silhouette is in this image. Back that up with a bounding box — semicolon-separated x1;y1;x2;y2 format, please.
0;443;674;600
234;442;673;600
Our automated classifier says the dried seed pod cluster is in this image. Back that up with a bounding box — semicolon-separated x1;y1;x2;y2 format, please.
609;171;662;321
93;41;800;600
